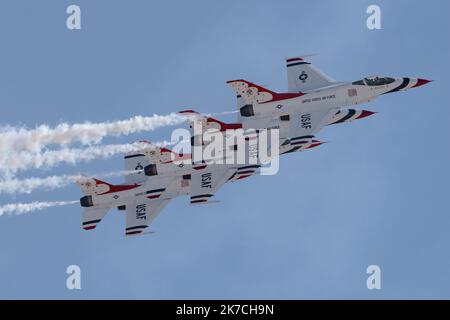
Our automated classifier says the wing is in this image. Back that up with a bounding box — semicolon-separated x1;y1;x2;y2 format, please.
124;174;183;236
227;79;302;105
189;167;236;204
287;108;335;144
241;108;333;146
125;197;171;236
241;114;291;140
286;56;336;92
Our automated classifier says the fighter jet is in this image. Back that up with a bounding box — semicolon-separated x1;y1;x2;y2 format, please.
77;171;191;236
228;55;431;148
76;55;430;236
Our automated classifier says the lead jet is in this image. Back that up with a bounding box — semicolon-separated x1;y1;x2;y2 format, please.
228;55;431;148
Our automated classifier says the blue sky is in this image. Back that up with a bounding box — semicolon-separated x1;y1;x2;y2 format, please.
0;0;449;299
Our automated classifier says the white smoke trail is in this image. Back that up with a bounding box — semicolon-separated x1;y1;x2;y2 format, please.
0;200;78;217
209;110;239;116
0;175;70;194
0;140;175;174
0;170;141;195
0;113;184;154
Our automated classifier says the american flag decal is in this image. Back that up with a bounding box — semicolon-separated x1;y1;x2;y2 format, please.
348;88;357;97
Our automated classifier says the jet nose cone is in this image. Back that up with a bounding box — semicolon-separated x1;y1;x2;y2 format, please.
306;140;326;149
412;78;432;88
356;110;377;120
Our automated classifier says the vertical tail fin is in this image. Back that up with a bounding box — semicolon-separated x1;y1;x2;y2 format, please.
227;79;302;105
76;177;111;231
76;177;98;196
178;109;242;132
178;109;242;157
76;177;114;196
143;144;191;165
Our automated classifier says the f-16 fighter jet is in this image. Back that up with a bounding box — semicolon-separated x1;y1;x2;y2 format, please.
228;55;431;148
77;172;191;236
177;109;326;156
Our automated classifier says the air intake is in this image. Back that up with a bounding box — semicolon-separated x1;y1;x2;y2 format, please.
240;104;255;117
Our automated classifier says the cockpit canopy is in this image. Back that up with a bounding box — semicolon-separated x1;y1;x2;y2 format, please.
352;76;396;86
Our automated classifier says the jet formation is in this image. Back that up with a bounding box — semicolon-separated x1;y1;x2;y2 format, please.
76;56;431;236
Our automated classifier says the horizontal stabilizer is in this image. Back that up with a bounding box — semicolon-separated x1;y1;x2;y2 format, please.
179;109;242;132
76;177;139;196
